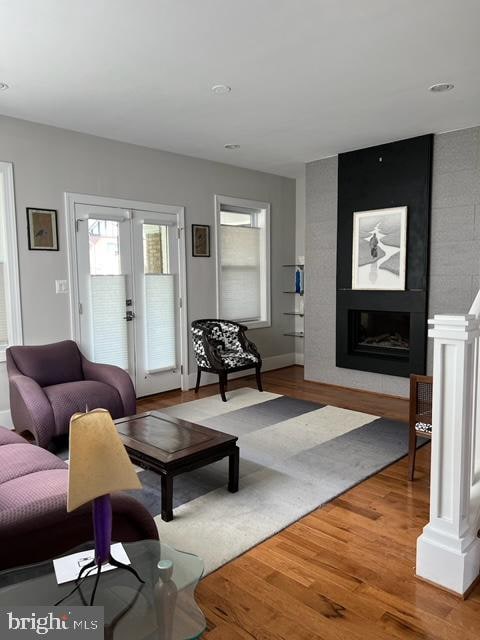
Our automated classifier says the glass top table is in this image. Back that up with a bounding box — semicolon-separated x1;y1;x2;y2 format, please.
0;540;206;640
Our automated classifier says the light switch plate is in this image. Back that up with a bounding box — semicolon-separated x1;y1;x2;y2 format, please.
55;279;68;294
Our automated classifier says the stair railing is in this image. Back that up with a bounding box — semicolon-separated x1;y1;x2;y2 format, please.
416;293;480;595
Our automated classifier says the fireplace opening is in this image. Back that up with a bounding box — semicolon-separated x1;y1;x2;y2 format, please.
350;310;410;358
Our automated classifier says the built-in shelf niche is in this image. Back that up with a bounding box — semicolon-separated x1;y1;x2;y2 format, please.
282;264;305;339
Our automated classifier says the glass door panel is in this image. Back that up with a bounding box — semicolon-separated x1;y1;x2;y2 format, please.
144;224;176;372
88;219;122;275
75;206;134;378
133;216;180;396
87;218;130;369
74;203;183;397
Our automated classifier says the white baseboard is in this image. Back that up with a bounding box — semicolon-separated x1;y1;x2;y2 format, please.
295;352;304;366
186;352;297;390
0;409;13;428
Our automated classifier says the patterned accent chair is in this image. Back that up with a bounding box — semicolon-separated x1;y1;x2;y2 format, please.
191;320;263;402
408;373;433;480
6;340;136;449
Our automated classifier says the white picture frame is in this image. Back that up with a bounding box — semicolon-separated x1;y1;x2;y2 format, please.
352;206;408;290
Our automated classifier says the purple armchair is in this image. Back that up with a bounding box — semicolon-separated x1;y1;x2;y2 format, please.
6;340;136;449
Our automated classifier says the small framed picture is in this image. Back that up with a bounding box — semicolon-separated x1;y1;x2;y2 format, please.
27;208;59;251
192;224;210;257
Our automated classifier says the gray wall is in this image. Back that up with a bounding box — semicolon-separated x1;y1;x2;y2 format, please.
0;114;296;416
305;127;480;398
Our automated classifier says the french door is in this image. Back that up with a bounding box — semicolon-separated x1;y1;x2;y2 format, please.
72;198;186;397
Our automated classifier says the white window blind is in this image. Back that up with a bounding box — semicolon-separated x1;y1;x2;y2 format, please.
90;275;129;369
220;225;261;321
145;274;176;371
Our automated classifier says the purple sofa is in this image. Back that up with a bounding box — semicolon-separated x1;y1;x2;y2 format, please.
0;427;158;570
6;340;136;449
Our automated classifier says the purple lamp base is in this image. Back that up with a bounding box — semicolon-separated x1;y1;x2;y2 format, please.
55;494;144;606
93;494;112;565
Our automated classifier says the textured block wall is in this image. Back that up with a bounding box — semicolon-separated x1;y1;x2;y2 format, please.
427;127;480;371
305;127;480;398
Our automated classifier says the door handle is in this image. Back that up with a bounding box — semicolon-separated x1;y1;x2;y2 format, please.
124;310;136;321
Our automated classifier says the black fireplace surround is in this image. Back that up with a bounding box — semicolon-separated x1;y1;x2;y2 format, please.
336;135;432;378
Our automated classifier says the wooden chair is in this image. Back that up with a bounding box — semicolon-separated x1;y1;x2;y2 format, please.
408;373;433;480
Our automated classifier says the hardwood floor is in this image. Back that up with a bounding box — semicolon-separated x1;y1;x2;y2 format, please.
138;366;480;640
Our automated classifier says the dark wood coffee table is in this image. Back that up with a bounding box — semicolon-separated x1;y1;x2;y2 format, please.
115;411;239;522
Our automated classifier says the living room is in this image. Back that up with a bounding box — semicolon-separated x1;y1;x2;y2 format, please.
0;1;479;638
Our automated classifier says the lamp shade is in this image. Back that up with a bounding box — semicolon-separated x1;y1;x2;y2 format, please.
67;408;141;512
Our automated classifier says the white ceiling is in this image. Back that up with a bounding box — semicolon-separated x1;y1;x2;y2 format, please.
0;0;479;178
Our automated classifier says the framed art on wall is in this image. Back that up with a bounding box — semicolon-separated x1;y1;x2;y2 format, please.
26;208;59;251
351;206;407;290
192;224;210;257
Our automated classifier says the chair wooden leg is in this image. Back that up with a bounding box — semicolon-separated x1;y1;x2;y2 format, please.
408;429;417;481
219;373;227;402
195;369;201;393
224;373;228;391
256;366;263;392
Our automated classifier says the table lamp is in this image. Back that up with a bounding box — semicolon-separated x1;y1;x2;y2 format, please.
65;408;144;604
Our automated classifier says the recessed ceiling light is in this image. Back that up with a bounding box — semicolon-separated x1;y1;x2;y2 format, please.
429;83;454;93
0;82;9;91
224;144;240;150
212;84;231;95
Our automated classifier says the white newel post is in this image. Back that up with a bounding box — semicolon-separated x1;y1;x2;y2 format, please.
416;314;480;595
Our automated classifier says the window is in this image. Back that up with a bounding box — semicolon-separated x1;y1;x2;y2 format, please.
215;195;270;329
0;162;22;360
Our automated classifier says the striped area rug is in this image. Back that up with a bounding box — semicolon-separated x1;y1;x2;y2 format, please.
132;388;413;574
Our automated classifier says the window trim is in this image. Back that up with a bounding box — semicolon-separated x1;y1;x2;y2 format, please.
214;194;271;330
0;161;23;361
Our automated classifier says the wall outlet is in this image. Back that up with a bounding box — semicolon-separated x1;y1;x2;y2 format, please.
55;279;68;294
